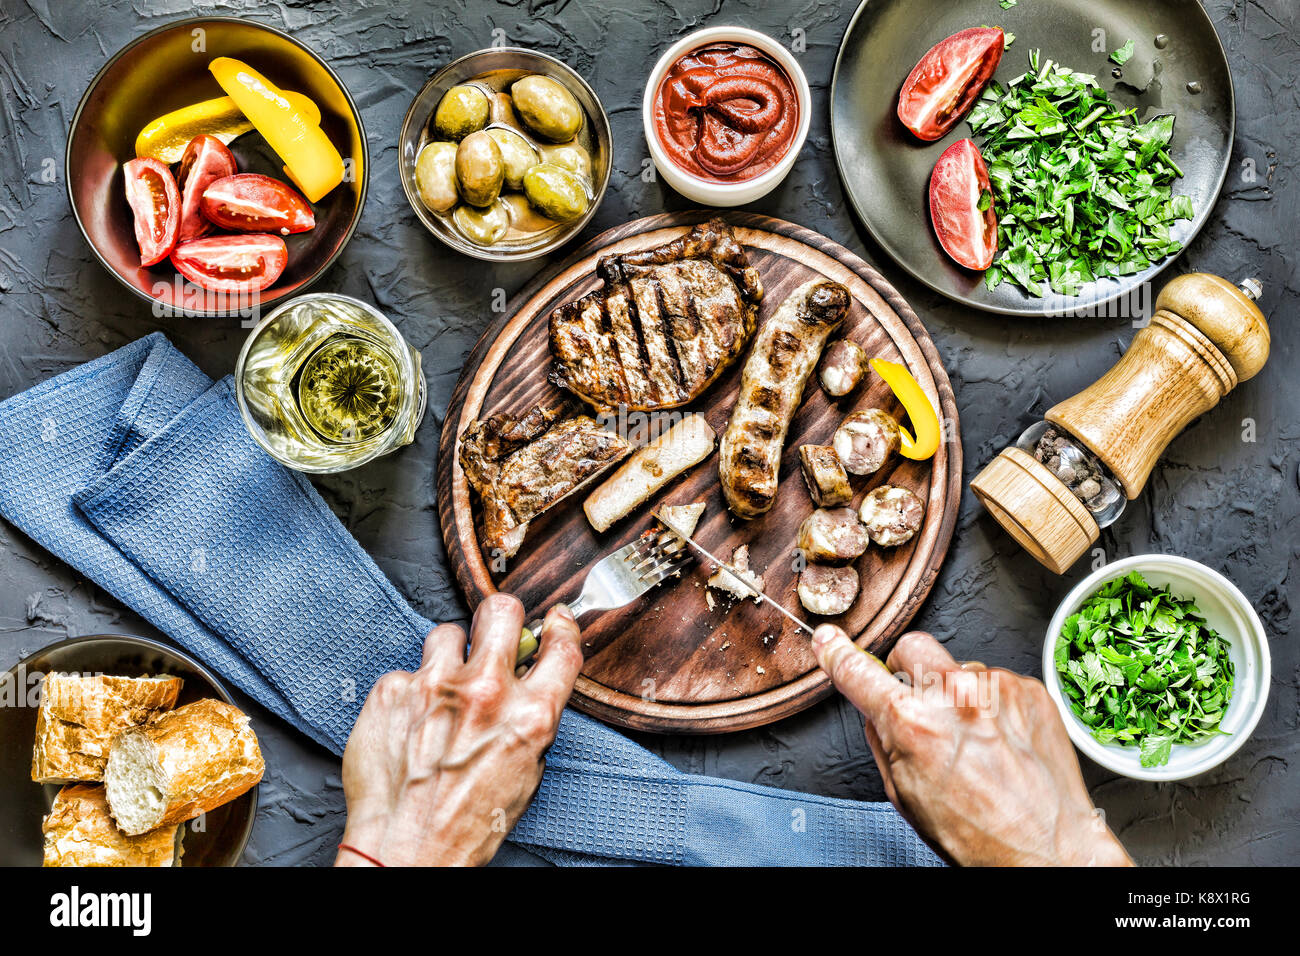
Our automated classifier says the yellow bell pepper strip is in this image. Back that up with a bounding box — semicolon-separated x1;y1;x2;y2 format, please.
208;57;344;202
516;626;539;667
135;92;321;164
870;358;941;460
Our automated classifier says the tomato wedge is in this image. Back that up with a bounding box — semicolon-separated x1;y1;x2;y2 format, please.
170;234;288;293
176;135;237;242
123;157;181;267
898;27;1004;141
929;138;998;270
200;173;315;234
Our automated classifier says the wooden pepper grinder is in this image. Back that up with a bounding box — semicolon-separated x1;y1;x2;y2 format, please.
971;273;1271;573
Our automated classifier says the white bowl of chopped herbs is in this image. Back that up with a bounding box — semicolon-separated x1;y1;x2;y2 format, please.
1043;555;1270;781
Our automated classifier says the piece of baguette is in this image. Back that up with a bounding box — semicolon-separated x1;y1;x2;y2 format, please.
706;544;765;604
42;784;181;867
657;501;706;553
32;672;184;784
584;414;716;533
104;698;264;836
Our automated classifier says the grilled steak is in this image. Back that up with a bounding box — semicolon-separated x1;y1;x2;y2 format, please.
549;218;764;412
459;403;633;558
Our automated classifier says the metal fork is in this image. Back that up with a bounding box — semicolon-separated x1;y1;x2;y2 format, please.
516;531;693;666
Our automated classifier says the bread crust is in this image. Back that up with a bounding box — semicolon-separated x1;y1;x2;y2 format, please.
105;698;264;836
42;784;180;867
31;673;184;783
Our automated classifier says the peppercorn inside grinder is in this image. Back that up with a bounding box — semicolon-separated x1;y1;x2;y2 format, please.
970;274;1270;574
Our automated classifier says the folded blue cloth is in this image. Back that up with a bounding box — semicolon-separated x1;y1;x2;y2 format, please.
0;333;940;866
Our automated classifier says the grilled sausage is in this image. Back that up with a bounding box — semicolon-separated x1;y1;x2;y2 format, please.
719;280;850;518
833;408;901;476
796;507;870;564
859;485;924;547
798;563;860;616
819;339;869;397
798;444;852;507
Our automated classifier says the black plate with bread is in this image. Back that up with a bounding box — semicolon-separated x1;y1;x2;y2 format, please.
0;635;262;867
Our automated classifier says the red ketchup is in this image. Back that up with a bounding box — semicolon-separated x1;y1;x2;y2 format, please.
653;43;799;183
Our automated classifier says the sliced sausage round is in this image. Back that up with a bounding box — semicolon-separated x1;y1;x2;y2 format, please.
833;408;901;476
859;485;924;547
798;563;860;616
819;339;869;397
798;444;852;507
796;507;870;564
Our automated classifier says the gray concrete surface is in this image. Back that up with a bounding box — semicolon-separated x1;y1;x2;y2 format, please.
0;0;1294;866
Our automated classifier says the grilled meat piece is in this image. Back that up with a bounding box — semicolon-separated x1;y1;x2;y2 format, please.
796;507;871;565
798;443;852;507
459;403;633;558
834;408;901;476
819;339;870;397
798;563;860;617
549;219;764;412
859;485;925;547
719;279;851;518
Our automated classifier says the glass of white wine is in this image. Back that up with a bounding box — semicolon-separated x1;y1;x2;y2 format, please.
235;293;427;473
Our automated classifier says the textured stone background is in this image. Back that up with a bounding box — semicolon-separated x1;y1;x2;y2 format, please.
0;0;1294;866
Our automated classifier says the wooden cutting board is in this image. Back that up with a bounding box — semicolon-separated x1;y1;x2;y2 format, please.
437;211;961;733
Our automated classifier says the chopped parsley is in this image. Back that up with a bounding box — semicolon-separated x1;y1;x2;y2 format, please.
1055;571;1234;767
967;50;1194;297
1110;39;1136;65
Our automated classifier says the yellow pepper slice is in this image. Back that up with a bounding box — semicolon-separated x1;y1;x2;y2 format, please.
208;57;344;203
134;93;321;164
870;358;941;460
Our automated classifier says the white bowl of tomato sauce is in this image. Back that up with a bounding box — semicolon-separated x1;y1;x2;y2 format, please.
643;27;811;207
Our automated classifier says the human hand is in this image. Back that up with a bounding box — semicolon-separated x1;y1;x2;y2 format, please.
336;595;584;867
813;626;1132;867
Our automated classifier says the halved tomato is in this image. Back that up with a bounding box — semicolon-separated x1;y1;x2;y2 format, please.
170;234;288;293
200;173;315;234
176;135;237;242
898;27;1004;141
123;157;181;266
929;138;997;271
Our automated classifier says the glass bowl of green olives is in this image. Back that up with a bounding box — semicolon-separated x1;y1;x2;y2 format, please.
399;48;612;261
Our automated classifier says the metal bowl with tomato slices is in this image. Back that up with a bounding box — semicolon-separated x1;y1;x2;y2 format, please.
66;16;368;318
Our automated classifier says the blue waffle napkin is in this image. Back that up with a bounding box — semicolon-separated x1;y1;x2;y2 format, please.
0;333;941;867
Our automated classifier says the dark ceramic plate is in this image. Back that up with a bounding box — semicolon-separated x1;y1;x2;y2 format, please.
831;0;1234;316
66;16;368;317
0;635;257;867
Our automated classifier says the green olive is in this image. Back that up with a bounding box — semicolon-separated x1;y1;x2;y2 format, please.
453;200;509;246
499;193;556;234
486;128;538;191
489;91;523;129
413;141;459;214
540;143;592;181
523;163;589;222
510;75;584;142
455;131;505;208
434;85;490;140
